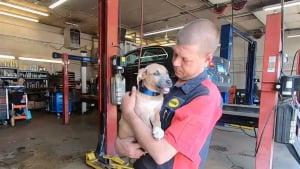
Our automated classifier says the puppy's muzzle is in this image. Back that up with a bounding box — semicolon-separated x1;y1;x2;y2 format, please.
157;76;173;94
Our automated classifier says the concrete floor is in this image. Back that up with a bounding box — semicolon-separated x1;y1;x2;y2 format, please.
0;110;299;169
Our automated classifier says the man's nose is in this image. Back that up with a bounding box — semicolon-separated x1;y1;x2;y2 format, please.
172;57;181;67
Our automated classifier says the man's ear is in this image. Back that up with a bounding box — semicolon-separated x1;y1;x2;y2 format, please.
205;53;213;67
137;68;147;84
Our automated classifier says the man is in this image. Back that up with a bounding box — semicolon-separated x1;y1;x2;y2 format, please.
115;19;223;169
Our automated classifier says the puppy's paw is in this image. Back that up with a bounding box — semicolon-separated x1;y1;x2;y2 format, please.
152;126;164;140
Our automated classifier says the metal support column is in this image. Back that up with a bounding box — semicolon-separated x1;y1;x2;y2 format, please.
245;41;257;105
97;0;119;155
220;24;233;104
81;62;87;114
255;13;281;169
297;52;300;102
62;53;70;125
297;52;300;75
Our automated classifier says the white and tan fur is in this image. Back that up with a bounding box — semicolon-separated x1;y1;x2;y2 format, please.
119;63;172;140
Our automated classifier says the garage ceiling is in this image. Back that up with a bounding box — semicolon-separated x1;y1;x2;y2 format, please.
1;0;300;45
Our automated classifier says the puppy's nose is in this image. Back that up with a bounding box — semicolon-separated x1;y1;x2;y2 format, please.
166;79;172;86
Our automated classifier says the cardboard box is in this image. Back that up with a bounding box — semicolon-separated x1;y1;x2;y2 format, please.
28;101;35;109
34;101;46;109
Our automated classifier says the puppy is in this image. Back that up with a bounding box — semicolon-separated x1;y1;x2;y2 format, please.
119;63;172;140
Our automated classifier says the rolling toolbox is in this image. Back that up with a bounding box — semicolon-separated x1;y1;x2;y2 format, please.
0;88;9;125
49;92;72;117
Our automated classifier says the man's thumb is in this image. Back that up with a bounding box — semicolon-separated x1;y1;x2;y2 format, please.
131;86;137;95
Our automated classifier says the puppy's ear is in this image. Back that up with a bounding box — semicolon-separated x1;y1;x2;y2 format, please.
137;68;147;84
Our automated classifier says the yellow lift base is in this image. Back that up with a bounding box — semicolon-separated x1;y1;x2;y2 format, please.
86;151;134;169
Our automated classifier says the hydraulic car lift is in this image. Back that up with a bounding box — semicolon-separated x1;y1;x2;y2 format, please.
51;53;97;124
219;24;259;130
53;1;128;168
254;13;281;169
220;23;257;105
222;12;300;168
85;0;132;168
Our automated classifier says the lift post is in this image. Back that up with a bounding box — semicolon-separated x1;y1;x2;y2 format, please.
52;52;98;123
220;24;257;105
97;0;119;156
85;1;121;168
297;51;300;102
255;13;282;169
220;24;233;104
62;53;69;125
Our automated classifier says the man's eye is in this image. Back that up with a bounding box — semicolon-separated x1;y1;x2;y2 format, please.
183;58;191;62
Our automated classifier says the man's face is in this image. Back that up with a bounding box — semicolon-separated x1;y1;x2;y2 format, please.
172;44;210;81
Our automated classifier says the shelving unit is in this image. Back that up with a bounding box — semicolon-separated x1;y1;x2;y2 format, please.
19;70;48;89
0;65;49;110
0;66;18;80
19;70;48;110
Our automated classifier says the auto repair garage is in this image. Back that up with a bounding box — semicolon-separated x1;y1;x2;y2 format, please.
0;0;299;169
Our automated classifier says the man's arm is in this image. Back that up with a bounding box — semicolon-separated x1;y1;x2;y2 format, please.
121;87;177;165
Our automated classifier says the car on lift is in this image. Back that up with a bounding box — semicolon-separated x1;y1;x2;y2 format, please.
123;46;231;92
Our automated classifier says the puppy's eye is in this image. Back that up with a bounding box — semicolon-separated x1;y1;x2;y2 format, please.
153;71;160;76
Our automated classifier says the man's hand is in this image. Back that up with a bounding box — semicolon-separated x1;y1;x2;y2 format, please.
121;86;137;120
115;137;145;158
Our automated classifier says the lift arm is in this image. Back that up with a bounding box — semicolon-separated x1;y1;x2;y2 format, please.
52;52;98;63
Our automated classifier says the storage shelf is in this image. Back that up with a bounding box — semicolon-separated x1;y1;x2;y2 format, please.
0;67;18;70
1;67;49;93
0;76;18;79
24;78;48;80
19;70;48;73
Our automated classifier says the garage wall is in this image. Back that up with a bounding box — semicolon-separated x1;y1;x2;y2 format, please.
0;16;94;81
227;35;300;89
1;16;300;88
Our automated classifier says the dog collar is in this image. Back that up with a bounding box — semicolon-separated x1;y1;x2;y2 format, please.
139;87;161;96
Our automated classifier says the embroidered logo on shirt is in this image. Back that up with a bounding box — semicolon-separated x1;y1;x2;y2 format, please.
168;98;180;108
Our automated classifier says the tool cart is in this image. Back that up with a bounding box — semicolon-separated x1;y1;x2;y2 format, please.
49;91;72;117
8;85;32;126
0;88;9;125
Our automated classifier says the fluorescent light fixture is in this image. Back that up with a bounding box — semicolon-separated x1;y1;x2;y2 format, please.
125;35;133;39
209;0;231;4
144;26;184;36
0;11;38;22
161;42;176;46
19;57;62;64
288;34;300;38
49;0;67;9
0;55;15;59
263;0;300;11
0;2;49;16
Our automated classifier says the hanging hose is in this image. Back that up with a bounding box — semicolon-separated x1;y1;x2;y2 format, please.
280;0;285;76
231;2;235;88
137;0;144;90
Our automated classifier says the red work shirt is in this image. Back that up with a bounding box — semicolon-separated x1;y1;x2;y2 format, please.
133;71;223;169
165;79;222;169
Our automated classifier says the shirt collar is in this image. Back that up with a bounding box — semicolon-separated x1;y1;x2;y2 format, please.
174;71;208;94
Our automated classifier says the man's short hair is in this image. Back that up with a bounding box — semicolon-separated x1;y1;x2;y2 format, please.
176;19;220;55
